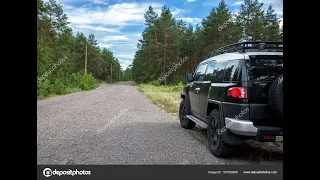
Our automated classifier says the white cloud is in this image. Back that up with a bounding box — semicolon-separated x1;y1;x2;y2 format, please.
187;0;196;2
64;2;164;26
102;35;130;41
171;7;186;16
178;17;201;24
232;1;243;6
52;0;87;3
91;0;108;5
120;60;132;70
98;43;114;48
117;54;135;59
76;25;120;33
129;33;142;39
61;4;74;10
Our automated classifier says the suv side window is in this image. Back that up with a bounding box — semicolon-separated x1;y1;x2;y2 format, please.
204;62;216;81
224;60;242;82
212;62;227;83
194;63;208;81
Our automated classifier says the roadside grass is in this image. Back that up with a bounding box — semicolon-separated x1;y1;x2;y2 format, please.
37;83;99;100
137;84;184;114
37;94;59;100
37;72;100;100
38;81;132;100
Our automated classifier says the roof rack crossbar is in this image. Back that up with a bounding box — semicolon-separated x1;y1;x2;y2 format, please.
207;41;283;58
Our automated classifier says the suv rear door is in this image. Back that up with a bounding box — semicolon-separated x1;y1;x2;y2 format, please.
246;55;283;104
246;54;283;127
189;63;208;114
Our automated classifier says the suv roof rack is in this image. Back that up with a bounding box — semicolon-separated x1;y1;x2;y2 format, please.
208;41;283;58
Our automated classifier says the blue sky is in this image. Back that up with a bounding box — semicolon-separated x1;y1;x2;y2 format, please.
45;0;283;69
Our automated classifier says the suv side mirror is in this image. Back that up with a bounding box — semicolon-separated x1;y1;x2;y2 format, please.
186;72;193;82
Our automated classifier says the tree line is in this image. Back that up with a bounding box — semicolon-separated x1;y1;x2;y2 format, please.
37;0;123;97
132;0;282;85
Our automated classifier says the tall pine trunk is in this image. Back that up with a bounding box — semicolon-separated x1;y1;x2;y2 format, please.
154;27;159;52
163;30;168;86
104;65;107;80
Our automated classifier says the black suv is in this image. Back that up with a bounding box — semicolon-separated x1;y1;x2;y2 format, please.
179;41;283;157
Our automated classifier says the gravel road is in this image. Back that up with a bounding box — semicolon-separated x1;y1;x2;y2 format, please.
37;82;283;165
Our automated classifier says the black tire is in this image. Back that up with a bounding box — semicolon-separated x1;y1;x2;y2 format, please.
207;109;236;157
179;98;195;129
268;75;283;116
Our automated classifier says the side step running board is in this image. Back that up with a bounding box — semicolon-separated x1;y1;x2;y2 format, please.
186;115;208;129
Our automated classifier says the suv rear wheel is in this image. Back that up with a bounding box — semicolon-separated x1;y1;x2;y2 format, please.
179;98;195;129
207;109;236;157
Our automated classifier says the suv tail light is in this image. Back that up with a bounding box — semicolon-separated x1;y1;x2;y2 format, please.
227;87;247;98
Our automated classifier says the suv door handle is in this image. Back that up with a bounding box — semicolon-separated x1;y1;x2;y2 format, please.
195;87;200;91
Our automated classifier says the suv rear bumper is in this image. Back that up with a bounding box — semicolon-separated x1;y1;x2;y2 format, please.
225;117;283;142
225;117;258;136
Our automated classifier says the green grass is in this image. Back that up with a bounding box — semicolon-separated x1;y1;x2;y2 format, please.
137;84;184;114
37;72;100;99
66;87;83;93
37;94;59;100
37;83;100;100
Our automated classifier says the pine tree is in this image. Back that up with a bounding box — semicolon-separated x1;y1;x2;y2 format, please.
263;5;281;41
237;0;265;41
201;0;242;55
158;6;176;86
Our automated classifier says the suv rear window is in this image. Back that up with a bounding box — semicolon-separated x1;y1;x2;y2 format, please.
223;60;242;82
247;55;283;82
